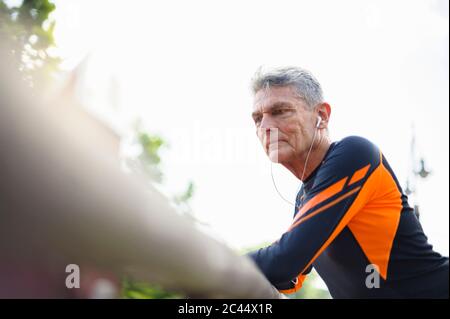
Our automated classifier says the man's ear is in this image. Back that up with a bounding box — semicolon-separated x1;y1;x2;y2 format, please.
317;102;331;127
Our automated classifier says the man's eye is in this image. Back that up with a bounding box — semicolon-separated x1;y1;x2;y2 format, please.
254;117;262;124
272;109;284;115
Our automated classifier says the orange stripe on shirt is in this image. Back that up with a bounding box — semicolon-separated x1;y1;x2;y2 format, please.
293;177;348;224
288;186;361;232
348;164;371;186
278;274;307;294
347;162;401;280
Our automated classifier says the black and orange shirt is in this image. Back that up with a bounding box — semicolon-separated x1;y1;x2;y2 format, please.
248;136;448;298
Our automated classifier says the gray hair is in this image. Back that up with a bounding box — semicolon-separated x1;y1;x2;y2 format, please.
251;66;324;109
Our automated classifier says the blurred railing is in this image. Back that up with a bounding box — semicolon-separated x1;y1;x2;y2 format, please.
0;49;281;299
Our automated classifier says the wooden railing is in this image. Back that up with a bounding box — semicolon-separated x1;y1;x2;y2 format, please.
0;50;281;299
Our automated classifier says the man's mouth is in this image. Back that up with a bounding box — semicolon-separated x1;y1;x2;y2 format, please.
263;129;286;153
268;140;287;149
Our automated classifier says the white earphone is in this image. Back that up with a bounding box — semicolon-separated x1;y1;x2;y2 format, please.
316;116;322;128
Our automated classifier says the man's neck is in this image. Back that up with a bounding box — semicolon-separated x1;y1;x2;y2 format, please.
285;135;332;182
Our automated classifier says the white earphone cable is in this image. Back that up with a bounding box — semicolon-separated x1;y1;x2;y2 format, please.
270;125;323;208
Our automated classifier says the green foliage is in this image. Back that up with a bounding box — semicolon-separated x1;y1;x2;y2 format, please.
126;121;196;208
138;132;164;165
172;181;196;216
174;181;195;203
122;278;183;299
135;131;165;183
0;0;60;88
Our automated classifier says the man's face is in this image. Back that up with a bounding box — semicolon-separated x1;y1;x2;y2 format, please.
252;85;317;164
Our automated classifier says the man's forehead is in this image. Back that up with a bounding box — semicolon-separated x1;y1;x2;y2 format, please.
253;86;303;111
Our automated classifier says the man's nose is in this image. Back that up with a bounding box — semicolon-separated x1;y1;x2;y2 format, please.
260;114;275;129
258;118;279;143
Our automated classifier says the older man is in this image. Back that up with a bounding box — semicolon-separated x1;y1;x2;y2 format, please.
247;66;448;298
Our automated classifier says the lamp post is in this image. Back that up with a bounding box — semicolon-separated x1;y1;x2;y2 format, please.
405;125;431;220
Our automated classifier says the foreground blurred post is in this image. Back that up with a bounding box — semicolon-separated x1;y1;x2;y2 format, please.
0;48;281;299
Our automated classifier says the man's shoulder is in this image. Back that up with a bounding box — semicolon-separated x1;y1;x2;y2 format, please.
325;136;381;173
309;135;382;194
334;136;380;158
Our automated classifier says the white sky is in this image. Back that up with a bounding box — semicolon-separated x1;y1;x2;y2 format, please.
52;0;448;255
